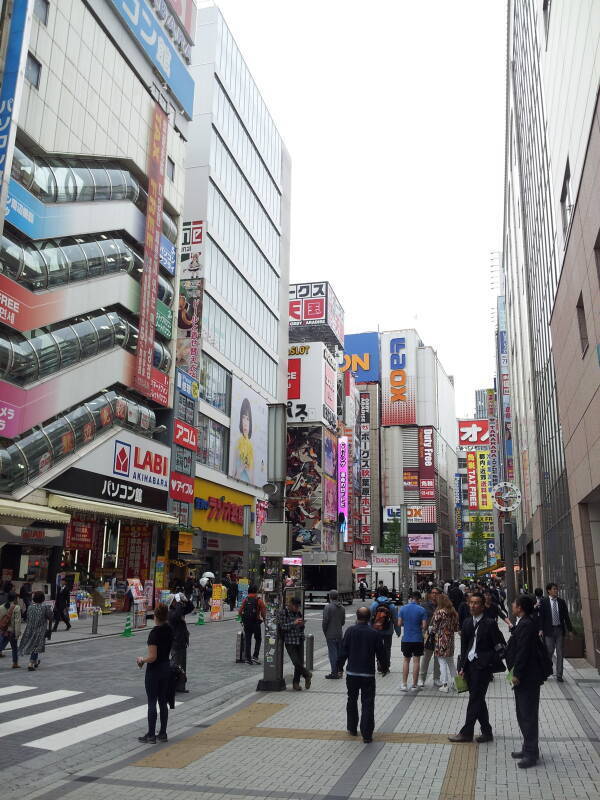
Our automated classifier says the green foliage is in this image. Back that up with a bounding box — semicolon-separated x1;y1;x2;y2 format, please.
462;515;488;574
381;515;402;554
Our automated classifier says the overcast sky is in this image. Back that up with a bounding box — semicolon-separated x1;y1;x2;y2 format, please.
205;0;507;417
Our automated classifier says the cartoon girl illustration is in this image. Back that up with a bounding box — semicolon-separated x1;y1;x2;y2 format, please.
232;398;254;484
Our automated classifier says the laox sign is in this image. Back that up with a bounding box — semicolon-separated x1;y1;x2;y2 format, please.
388;337;407;402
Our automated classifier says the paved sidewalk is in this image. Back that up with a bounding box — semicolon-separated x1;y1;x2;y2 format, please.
20;632;600;800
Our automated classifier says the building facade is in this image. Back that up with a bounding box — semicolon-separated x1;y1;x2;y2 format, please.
180;6;290;576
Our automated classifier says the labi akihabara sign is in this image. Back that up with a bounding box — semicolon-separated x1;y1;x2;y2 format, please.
341;332;381;382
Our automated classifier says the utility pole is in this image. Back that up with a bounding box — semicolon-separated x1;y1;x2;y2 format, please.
503;515;516;612
400;505;408;597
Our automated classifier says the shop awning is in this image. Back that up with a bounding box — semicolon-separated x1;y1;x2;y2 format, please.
353;559;369;569
47;494;179;526
0;498;71;524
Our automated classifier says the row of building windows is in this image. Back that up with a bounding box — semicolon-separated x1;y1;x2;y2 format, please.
197;412;229;473
0;390;156;493
208;181;279;290
214;80;281;225
11;146;178;243
199;351;231;415
215;15;282;184
210;132;280;267
205;237;278;351
0;309;171;386
202;293;277;397
0;230;173;303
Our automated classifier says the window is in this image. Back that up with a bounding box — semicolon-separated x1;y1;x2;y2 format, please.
166;157;175;182
25;53;41;89
199;352;231;414
576;293;589;355
560;160;572;238
33;0;49;24
197;413;229;473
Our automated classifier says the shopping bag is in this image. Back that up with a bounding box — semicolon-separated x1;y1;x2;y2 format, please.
454;674;468;693
506;668;514;685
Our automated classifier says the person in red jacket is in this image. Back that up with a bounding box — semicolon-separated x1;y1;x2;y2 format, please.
239;586;266;665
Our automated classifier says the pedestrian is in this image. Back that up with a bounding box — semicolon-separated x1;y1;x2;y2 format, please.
239;583;266;665
203;578;213;612
432;593;459;692
397;591;428;692
483;590;511;627
0;580;12;606
136;602;173;744
370;587;399;674
184;575;194;602
506;594;552;769
538;582;572;682
227;575;238;612
19;580;32;619
338;606;388;743
52;578;71;632
458;591;472;629
419;586;442;687
0;592;22;667
279;596;311;691
322;589;346;679
448;581;464;612
358;578;368;602
168;592;192;692
448;592;506;744
18;591;53;670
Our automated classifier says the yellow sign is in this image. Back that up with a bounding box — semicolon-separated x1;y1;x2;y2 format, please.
469;515;493;524
178;532;193;554
191;479;255;537
476;452;492;510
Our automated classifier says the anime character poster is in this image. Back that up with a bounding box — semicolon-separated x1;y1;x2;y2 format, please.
286;426;323;552
323;428;337;478
228;377;268;488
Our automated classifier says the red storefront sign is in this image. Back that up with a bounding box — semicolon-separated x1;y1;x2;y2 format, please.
287;358;301;399
169;471;194;502
174;419;198;451
65;520;93;549
134;104;169;406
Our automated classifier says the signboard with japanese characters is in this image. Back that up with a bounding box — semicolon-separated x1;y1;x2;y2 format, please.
288;282;344;349
359;392;371;543
45;431;170;511
476;451;492;510
466;451;478;510
418;426;435;500
286;342;338;430
458;419;490;450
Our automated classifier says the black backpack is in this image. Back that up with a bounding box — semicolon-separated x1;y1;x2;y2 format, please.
536;635;554;681
242;596;259;624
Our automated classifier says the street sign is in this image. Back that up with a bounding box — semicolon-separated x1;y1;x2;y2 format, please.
492;482;521;512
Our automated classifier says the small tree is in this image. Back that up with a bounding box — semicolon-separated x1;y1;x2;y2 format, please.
381;515;402;553
462;515;489;575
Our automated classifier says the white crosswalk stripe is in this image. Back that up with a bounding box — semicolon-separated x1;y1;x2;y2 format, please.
0;683;184;751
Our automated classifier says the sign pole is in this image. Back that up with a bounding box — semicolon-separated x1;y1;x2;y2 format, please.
400;506;408;600
503;513;517;615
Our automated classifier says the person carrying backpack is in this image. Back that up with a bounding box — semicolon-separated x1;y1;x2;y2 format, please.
239;585;266;665
369;588;399;673
505;594;552;769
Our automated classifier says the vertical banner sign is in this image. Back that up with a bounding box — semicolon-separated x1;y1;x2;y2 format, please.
418;426;435;500
476;451;492;510
337;436;349;541
135;104;169;405
359;393;371;544
0;0;33;232
380;332;417;425
487;389;499;486
466;451;478;510
454;473;463;553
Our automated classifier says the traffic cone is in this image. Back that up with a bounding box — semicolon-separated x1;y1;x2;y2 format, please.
121;613;134;637
196;609;205;625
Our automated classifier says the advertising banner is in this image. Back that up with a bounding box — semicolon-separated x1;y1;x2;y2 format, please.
409;556;436;571
288;282;344;348
64;520;93;550
255;499;269;545
454;472;463;553
458;419;490;448
466;451;478;510
373;553;399;568
403;470;419;491
229;377;268;488
192;479;254;536
337;435;349;519
323;476;337;522
384;505;437;524
286;427;323;552
380;331;417;425
323;428;337;478
134;104;169;406
359;392;371;542
176;279;203;381
286;343;337;429
180;219;203;279
476;451;492;510
169;471;194;502
418;426;435;500
326;283;344;348
342;332;381;382
408;533;434;551
174;419;197;451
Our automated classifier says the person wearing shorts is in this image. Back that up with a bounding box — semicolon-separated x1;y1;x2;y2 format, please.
398;592;428;691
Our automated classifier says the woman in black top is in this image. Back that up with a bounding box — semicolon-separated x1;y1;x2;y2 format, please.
136;603;173;744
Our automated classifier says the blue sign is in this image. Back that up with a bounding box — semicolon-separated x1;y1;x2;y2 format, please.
5;178;46;238
342;332;381;382
107;0;194;117
0;0;31;194
160;233;176;275
176;368;198;400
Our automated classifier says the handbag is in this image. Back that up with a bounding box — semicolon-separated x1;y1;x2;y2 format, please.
424;631;435;651
454;674;468;693
0;605;15;633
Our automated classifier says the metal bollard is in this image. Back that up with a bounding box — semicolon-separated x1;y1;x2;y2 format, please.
91;608;100;635
305;633;314;672
236;629;245;662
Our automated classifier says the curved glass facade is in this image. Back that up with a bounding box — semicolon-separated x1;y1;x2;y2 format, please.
0;229;174;304
0;309;171;385
11;146;178;244
0;390;156;493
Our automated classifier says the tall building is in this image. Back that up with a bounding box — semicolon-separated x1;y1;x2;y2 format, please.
181;6;290;576
0;1;194;594
503;0;600;654
474;389;488;420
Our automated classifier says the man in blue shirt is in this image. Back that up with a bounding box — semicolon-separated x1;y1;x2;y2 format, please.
398;591;428;691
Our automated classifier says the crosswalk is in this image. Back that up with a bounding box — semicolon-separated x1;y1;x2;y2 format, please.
0;683;182;752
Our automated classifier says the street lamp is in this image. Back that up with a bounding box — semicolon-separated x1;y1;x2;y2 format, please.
369;545;374;597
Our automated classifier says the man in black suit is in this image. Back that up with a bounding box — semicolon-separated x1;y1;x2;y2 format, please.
506;594;547;769
448;592;505;743
538;582;572;682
